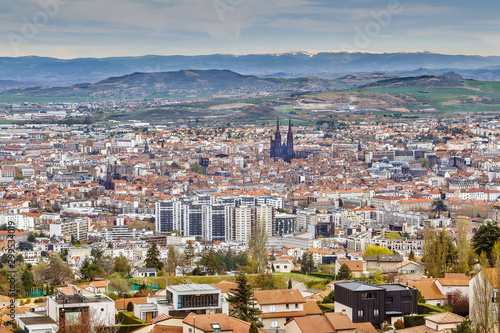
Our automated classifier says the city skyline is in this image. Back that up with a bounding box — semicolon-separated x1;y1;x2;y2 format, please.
1;0;500;59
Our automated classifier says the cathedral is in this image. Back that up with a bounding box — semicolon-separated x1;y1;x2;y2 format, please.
270;118;294;163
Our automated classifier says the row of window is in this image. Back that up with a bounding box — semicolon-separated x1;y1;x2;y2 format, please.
268;304;299;312
357;309;379;317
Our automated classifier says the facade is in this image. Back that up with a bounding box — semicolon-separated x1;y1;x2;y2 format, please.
253;289;306;331
270;118;294;164
165;284;222;317
334;282;417;328
49;219;89;241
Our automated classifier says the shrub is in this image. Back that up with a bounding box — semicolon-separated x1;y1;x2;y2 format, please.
126;301;134;312
394;319;405;330
34;297;45;304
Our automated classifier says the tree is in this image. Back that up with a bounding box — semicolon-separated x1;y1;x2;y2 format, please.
227;271;263;327
287;279;292;289
451;318;478;333
254;273;276;290
90;248;104;264
248;220;268;274
364;245;393;256
472;222;500;265
457;219;473;273
110;273;130;297
371;269;384;284
165;245;179;275
46;255;73;286
33;261;48;285
113;254;131;277
408;250;416;262
127;301;134;312
431;199;447;217
249;321;259;333
144;243;164;271
28;233;36;243
385;232;402;239
322;291;334;303
97;255;114;275
199;246;220;275
470;271;494;333
298;252;315;275
14;174;25;180
81;260;104;281
423;226;457;277
184;241;195;266
338;264;352;280
18;241;33;251
444;290;469;316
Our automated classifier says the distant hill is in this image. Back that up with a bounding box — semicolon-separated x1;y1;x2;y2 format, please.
1;69;341;99
362;75;467;89
2;52;500;86
0;79;36;89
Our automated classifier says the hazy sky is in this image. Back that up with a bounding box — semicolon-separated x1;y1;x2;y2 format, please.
1;0;499;58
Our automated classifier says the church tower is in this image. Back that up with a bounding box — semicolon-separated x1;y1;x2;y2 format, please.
285;118;294;163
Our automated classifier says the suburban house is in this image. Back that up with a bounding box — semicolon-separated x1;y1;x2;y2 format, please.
18;290;116;333
270;260;293;273
395;312;466;333
396;261;426;275
84;280;110;294
435;273;470;298
212;280;238;302
285;312;377;333
364;254;403;273
165;284;223;317
408;279;445;306
131;312;268;333
253;289;308;331
335;260;366;278
133;267;158;278
334;282;418;328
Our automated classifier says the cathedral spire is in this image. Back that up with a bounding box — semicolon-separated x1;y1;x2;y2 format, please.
287;118;293;142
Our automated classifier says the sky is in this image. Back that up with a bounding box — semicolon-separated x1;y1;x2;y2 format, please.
1;0;500;59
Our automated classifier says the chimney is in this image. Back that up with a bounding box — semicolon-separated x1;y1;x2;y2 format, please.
342;309;346;315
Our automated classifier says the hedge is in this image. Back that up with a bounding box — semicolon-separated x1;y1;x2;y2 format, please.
403;314;426;327
318;303;335;312
117;311;148;325
418;303;446;315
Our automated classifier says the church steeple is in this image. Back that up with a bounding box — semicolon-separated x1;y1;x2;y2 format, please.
287;118;293;142
275;117;281;142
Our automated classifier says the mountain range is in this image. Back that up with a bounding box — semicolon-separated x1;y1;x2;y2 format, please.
3;52;500;87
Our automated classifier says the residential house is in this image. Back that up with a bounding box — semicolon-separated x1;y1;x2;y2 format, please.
435;273;470;298
334;282;417;328
133;268;158;278
253;289;307;331
335;260;366;278
285;312;377;333
407;279;445;306
270;260;292;273
396;261;426;275
364;254;403;274
395;312;466;333
85;280;110;294
469;268;498;327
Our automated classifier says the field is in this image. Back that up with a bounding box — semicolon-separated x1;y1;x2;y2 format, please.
132;272;326;290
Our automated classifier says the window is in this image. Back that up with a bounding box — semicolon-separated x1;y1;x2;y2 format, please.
276;265;280;269
212;323;221;333
357;310;363;317
286;304;289;309
374;309;379;316
295;303;299;309
271;320;278;328
386;297;393;304
269;305;275;312
402;296;412;303
362;293;375;300
284;265;288;269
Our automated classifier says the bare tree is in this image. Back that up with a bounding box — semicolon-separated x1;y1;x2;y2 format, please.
248;220;268;274
470;270;494;333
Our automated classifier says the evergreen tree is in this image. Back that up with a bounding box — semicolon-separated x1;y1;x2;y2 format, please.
298;252;315;275
199;246;220;275
471;222;500;265
408;249;416;262
184;241;195;266
249;321;259;333
287;279;292;289
127;301;134;312
338;264;352;280
227;271;263;327
145;243;164;271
